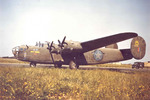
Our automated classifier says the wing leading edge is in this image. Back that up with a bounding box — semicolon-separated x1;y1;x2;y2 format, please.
81;32;138;53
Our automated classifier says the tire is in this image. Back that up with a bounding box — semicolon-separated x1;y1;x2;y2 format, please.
55;63;62;68
132;65;135;69
30;62;36;67
69;60;79;69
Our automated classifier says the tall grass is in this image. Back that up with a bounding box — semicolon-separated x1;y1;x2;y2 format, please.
0;66;150;100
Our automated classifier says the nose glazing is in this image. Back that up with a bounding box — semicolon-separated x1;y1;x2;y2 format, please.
12;48;16;57
12;46;19;58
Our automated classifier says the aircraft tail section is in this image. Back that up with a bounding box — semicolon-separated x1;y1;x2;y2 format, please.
131;36;146;59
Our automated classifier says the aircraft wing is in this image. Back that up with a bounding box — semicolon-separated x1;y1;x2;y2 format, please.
81;32;138;53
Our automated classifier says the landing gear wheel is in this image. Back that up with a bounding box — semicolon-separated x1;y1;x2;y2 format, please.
30;62;36;67
69;60;79;69
55;63;62;68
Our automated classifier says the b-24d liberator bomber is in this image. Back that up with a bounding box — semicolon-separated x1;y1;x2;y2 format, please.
12;32;146;69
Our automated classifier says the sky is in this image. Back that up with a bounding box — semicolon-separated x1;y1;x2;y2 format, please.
0;0;150;63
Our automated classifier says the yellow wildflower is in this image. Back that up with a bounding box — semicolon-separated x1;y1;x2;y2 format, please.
7;80;12;83
58;96;62;99
127;93;129;97
23;82;28;86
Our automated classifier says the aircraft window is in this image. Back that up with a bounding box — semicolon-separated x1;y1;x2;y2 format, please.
12;48;16;53
15;46;19;52
36;49;38;51
20;48;23;51
16;48;19;51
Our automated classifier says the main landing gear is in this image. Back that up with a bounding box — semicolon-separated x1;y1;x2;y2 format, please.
69;60;79;69
55;63;62;68
29;61;79;69
30;62;36;67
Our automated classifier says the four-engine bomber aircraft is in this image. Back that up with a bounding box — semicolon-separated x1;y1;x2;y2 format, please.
12;32;146;69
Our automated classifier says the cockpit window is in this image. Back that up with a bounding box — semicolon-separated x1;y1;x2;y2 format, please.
12;46;19;57
16;47;19;51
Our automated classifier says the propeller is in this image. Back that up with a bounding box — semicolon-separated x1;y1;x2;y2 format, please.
47;41;55;51
47;41;56;67
58;36;67;49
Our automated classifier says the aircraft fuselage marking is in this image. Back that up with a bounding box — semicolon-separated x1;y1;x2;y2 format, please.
134;41;139;47
93;49;103;61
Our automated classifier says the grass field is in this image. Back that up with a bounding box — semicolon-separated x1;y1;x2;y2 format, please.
95;63;131;68
0;58;28;64
0;66;150;100
0;58;150;99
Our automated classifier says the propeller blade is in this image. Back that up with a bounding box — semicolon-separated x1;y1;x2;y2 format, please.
62;36;66;44
47;41;54;51
47;43;50;47
58;40;62;49
58;40;61;44
50;41;53;47
49;41;54;51
47;41;56;67
58;36;67;49
49;50;56;67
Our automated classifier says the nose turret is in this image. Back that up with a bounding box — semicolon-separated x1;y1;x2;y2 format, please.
12;46;19;58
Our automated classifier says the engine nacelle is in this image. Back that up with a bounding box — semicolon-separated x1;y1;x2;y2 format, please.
131;36;146;59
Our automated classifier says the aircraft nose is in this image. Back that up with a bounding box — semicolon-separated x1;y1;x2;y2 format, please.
12;46;19;58
12;48;16;57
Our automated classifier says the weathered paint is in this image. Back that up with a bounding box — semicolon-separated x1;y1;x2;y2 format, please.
15;45;133;65
12;32;145;67
81;48;125;65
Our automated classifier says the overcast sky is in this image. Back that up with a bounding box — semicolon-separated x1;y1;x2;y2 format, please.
0;0;150;63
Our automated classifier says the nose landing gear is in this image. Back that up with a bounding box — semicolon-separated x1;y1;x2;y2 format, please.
30;62;36;67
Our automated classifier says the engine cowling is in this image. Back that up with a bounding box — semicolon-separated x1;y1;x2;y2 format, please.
131;36;146;59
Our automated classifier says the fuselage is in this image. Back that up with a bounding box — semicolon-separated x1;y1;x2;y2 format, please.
12;45;133;65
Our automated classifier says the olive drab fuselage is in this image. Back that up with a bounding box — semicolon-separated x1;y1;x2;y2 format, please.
12;44;131;65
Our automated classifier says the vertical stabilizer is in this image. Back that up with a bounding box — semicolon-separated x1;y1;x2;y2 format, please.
131;36;146;59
